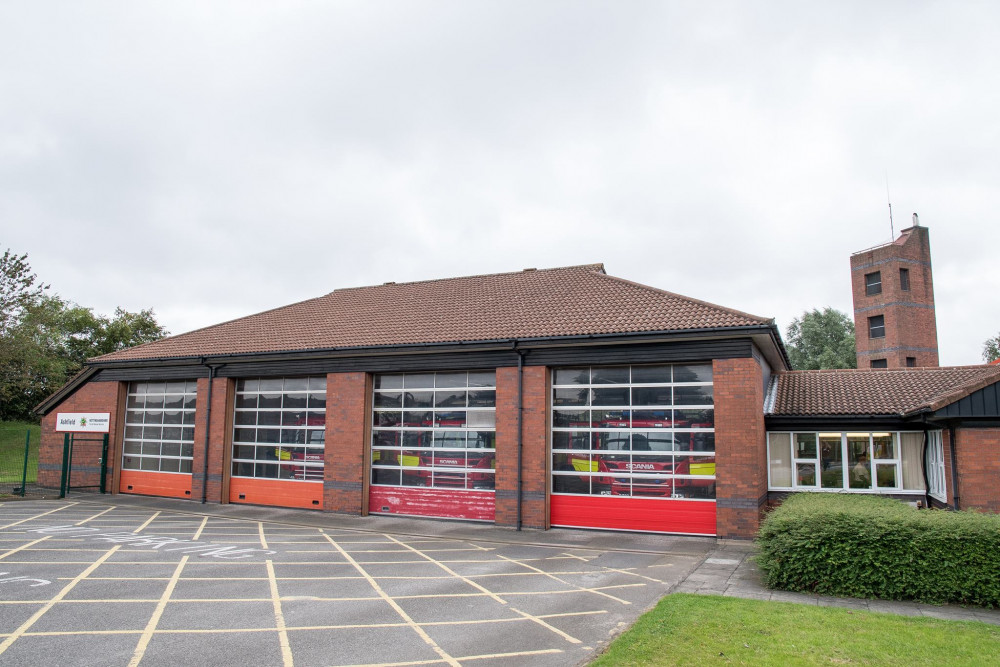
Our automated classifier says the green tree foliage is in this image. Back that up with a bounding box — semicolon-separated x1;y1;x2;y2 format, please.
0;248;48;335
785;308;857;370
0;249;168;421
984;333;1000;363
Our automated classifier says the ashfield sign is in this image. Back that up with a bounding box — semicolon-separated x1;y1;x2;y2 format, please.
56;413;111;433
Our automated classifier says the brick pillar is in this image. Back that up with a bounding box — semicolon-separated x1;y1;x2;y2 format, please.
38;381;123;491
324;371;370;515
713;357;767;539
190;376;230;504
495;365;549;529
951;427;1000;512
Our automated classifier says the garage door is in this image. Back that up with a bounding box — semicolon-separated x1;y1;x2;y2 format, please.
370;371;496;521
229;376;326;510
550;364;717;535
120;381;196;499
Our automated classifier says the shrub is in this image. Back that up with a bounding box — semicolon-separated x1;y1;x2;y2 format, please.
756;493;1000;607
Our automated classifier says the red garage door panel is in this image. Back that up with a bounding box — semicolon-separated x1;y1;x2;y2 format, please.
369;487;495;522
119;470;192;499
229;478;323;510
551;496;716;535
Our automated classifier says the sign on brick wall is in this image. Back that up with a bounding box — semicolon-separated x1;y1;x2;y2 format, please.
56;413;111;433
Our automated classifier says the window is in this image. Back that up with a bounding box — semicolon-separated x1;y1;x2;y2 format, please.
899;267;910;291
371;371;496;490
870;359;888;369
232;377;326;481
551;364;715;500
865;271;882;296
906;357;916;367
123;381;197;473
868;315;885;338
926;430;946;501
768;431;925;493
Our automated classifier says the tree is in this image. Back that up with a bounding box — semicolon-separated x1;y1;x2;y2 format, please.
0;248;49;335
984;333;1000;363
0;295;169;421
785;308;857;370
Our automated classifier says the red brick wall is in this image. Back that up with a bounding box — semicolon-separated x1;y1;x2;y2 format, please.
189;377;231;503
38;381;122;490
495;365;549;529
323;372;370;514
952;427;1000;512
851;225;939;368
713;357;766;539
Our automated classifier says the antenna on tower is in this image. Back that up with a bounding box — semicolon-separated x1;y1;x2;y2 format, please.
885;171;894;239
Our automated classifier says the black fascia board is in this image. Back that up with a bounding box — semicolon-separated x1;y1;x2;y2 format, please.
85;324;780;369
765;414;916;430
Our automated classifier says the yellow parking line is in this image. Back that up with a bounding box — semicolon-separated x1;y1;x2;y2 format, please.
384;535;506;605
321;531;460;667
0;536;50;560
496;555;632;605
75;506;116;525
0;503;77;530
133;512;161;534
0;545;120;657
127;556;188;667
192;516;209;540
342;648;563;666
508;607;580;644
266;560;293;667
259;523;269;550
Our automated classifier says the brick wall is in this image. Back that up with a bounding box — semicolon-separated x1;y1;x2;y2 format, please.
952;427;1000;512
495;365;549;529
38;381;122;491
323;372;370;514
851;225;939;368
189;377;231;503
713;357;766;539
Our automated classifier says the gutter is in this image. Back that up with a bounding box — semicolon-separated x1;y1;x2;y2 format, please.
200;360;225;504
948;423;960;511
513;342;526;531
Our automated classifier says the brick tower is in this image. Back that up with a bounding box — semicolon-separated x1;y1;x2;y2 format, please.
850;219;939;369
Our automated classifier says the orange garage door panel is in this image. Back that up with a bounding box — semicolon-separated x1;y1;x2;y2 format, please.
229;478;323;510
119;470;192;499
550;495;716;535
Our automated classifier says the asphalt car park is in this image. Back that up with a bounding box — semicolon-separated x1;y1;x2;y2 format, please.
0;498;712;666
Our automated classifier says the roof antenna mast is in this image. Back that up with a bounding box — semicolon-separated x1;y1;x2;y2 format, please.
885;171;894;240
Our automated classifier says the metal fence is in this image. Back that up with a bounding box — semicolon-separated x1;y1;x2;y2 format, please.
0;426;39;497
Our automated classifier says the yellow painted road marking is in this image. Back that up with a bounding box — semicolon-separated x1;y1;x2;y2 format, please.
266;560;293;667
0;536;50;560
127;556;188;667
133;512;161;534
192;516;208;540
0;545;120;657
322;531;460;667
384;535;506;605
259;523;269;550
342;648;564;666
496;555;632;605
508;607;581;644
0;503;77;530
75;506;116;525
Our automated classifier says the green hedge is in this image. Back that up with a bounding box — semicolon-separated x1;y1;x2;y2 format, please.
756;493;1000;607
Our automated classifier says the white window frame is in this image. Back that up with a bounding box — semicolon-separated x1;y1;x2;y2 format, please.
926;430;947;502
767;430;925;495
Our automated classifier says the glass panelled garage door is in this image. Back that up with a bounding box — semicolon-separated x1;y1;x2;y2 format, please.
370;371;496;521
550;364;717;535
230;376;326;509
120;381;197;499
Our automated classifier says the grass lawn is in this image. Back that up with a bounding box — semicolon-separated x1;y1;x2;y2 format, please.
592;594;1000;666
0;420;41;485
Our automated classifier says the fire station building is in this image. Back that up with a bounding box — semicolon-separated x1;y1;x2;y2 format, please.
34;257;1000;538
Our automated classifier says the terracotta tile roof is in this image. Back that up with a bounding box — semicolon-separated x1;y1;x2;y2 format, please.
769;365;1000;417
94;264;772;362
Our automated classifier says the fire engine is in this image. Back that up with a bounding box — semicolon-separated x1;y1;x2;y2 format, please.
554;414;715;498
372;419;496;490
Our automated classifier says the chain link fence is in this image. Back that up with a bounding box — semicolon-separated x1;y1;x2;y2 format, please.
0;424;40;497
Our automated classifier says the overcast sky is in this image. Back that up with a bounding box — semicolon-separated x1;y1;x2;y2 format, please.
2;1;997;366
